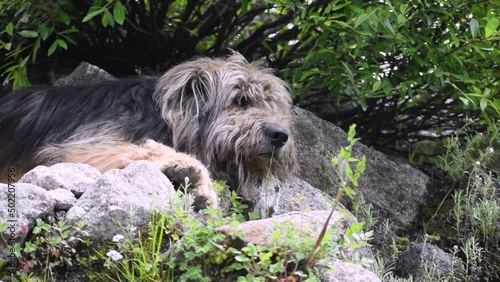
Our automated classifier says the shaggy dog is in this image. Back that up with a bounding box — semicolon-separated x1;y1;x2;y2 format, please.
0;53;296;209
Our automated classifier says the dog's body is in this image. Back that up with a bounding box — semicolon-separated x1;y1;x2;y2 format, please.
0;78;165;171
0;53;296;209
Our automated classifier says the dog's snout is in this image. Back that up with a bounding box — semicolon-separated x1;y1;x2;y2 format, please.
267;125;288;147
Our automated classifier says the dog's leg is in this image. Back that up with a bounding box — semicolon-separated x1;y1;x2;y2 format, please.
139;140;217;210
38;139;217;210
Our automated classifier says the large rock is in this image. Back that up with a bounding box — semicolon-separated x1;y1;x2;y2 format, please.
395;243;462;281
220;210;350;247
291;106;430;226
0;183;55;262
64;161;176;241
219;210;379;282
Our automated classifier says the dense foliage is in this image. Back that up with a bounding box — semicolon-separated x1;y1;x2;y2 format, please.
1;0;498;156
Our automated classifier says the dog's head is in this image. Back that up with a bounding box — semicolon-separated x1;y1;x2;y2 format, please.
154;52;296;191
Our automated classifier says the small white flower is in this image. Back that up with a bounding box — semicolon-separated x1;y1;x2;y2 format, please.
112;234;124;242
475;161;481;166
487;147;494;153
106;250;123;261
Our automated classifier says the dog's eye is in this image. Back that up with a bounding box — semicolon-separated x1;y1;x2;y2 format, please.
235;96;249;109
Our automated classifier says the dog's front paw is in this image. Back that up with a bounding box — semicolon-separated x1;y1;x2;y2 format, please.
140;140;218;211
164;163;202;186
163;162;218;211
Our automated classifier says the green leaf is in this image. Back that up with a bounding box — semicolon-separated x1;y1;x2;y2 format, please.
18;30;38;38
48;40;58;56
331;20;351;29
20;56;30;67
113;1;126;25
485;17;499;38
5;22;14;36
101;12;109;27
382;18;394;35
356;156;366;174
60;34;76;45
0;222;8;232
459;96;471;107
38;25;52;41
57;39;67;50
60;27;78;35
57;11;71;25
33;226;41;234
331;157;338;167
348;124;358;142
359;97;367;111
469;18;479;38
344;186;356;197
82;7;107;23
354;14;369;28
241;0;249;13
397;14;406;25
104;10;115;27
300;68;319;81
340;61;354;81
32;37;41;62
354;9;377;28
372;80;381;92
480;98;487;112
340;148;350;160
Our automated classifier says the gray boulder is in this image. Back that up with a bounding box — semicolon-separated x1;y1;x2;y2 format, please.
219;210;379;282
395;243;462;281
64;161;176;241
0;183;55;262
291;106;430;226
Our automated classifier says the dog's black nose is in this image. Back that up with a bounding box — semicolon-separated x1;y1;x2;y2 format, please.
267;125;288;147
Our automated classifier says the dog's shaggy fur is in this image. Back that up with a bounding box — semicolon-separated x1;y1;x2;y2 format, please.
0;53;296;208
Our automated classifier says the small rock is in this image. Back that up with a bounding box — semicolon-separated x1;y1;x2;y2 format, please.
321;259;381;282
219;210;375;274
47;188;77;210
54;62;118;87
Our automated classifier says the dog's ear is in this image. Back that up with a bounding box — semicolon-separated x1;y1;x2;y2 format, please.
154;58;218;124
